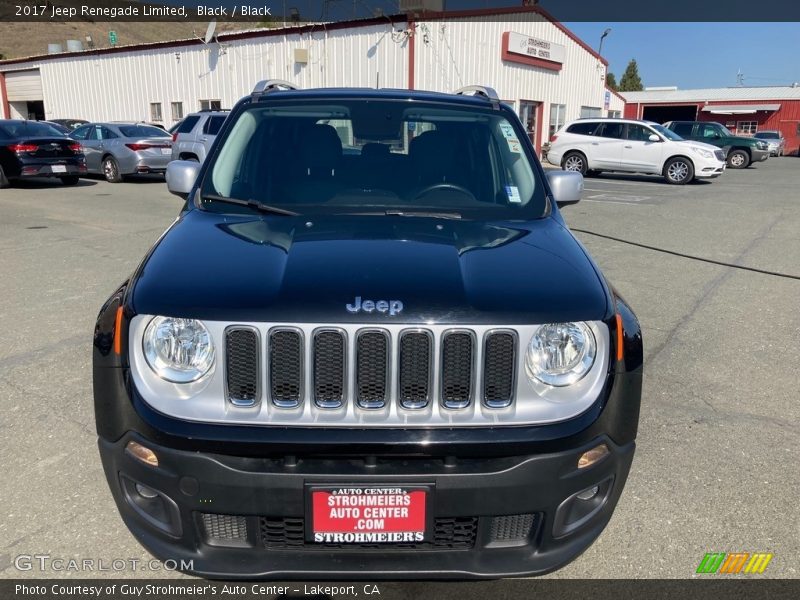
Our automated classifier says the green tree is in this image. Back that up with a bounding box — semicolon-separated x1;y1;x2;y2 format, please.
619;59;643;91
606;72;618;91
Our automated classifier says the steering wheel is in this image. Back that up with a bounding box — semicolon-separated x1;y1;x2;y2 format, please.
411;182;475;202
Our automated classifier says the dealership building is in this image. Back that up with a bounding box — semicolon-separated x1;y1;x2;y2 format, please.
0;6;623;155
622;86;800;155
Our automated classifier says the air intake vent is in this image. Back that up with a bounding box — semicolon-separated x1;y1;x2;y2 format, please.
483;331;517;408
489;513;536;543
441;331;474;409
200;513;249;547
313;329;346;408
398;331;432;409
269;329;303;408
225;327;259;406
356;330;389;409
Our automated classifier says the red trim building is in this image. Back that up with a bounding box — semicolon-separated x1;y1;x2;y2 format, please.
622;86;800;155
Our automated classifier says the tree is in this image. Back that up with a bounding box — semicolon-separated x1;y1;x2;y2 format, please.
606;72;618;91
619;59;644;92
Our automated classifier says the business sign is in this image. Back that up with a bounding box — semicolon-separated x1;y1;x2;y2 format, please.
604;90;611;109
505;31;566;65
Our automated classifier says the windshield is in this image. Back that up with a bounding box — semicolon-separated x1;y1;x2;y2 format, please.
0;121;66;138
118;125;170;138
754;132;779;139
201;99;546;220
650;124;683;141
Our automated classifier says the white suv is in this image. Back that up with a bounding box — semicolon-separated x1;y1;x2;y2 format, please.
547;118;726;184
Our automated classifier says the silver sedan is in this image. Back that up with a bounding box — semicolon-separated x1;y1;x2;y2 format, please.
70;122;173;182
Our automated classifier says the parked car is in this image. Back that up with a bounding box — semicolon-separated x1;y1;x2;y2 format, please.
548;118;726;184
753;130;786;157
50;118;89;131
40;120;72;135
70;122;172;182
0;119;86;188
662;121;770;169
167;119;184;135
93;81;643;579
170;110;228;163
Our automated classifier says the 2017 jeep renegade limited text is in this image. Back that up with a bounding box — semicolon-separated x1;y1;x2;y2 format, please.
93;81;643;579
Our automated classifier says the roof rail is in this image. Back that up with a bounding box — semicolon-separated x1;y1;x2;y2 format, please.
453;85;501;106
252;79;300;96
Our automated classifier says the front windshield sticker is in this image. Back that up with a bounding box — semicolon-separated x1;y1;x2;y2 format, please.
506;137;522;153
499;122;515;139
506;185;522;203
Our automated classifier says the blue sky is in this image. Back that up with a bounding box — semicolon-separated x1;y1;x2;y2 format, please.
565;22;800;89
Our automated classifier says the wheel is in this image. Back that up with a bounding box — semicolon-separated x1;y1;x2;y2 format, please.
0;165;9;189
61;175;79;186
663;157;694;185
102;156;124;183
727;149;750;169
562;151;588;175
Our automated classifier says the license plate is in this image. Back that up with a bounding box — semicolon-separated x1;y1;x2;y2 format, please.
161;148;171;155
51;165;67;173
310;486;427;544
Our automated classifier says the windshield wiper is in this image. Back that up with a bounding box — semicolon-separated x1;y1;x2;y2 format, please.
200;193;299;216
384;209;462;220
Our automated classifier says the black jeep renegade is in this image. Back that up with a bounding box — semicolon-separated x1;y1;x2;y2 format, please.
93;81;643;579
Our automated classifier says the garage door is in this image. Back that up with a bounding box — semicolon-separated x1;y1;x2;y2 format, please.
5;69;43;101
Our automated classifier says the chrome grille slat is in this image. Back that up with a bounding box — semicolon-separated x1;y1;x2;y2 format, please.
356;330;390;409
440;330;475;409
224;327;260;407
268;328;303;408
313;329;346;408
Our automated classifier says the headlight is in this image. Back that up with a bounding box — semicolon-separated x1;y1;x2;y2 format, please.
691;147;714;159
143;316;215;383
525;322;597;387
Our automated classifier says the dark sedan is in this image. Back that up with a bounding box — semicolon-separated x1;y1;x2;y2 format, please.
0;120;87;188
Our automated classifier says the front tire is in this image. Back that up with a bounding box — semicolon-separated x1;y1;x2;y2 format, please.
61;175;79;186
102;156;123;183
727;149;750;169
664;157;694;185
562;151;588;175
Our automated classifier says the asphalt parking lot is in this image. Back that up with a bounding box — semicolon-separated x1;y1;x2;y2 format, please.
1;159;798;583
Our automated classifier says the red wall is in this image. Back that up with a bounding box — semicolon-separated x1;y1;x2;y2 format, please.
625;98;800;155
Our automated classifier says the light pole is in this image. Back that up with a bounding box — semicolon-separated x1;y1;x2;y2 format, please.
598;28;612;56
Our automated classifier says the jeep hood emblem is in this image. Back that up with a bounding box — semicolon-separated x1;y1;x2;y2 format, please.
346;296;403;316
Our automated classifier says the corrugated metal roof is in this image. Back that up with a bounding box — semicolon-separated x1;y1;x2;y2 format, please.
621;86;800;103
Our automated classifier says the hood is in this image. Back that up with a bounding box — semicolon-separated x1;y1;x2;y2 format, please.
130;210;610;325
675;139;720;153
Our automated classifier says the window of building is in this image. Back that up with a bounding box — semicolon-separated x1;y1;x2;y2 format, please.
580;106;602;118
549;104;567;138
150;102;163;122
607;110;622;119
200;99;222;111
171;102;184;121
736;121;757;135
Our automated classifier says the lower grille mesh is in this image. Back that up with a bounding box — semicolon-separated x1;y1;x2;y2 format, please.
258;516;478;550
200;513;249;547
489;513;536;542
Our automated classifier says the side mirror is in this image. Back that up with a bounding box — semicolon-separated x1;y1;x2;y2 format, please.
165;160;201;199
547;170;583;207
648;134;661;142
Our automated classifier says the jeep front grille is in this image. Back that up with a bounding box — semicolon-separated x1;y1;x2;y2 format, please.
483;331;517;408
398;330;432;409
268;328;303;408
356;330;390;409
224;327;259;407
313;329;346;408
441;331;475;408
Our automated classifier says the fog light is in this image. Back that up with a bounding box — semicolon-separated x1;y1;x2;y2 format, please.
135;483;159;499
576;486;599;501
578;443;609;469
126;441;159;467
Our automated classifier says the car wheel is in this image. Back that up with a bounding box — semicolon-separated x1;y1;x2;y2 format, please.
0;165;9;189
562;152;588;175
102;156;123;183
61;175;80;186
664;157;694;185
727;149;750;169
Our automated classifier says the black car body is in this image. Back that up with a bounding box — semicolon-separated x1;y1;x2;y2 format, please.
0;120;86;187
93;83;643;579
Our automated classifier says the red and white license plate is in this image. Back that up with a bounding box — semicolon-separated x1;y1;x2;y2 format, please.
310;487;427;544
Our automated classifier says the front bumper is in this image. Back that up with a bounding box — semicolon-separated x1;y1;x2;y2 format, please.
751;148;770;162
99;432;634;579
695;160;726;178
